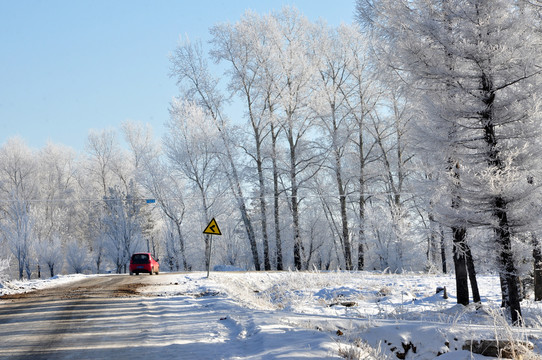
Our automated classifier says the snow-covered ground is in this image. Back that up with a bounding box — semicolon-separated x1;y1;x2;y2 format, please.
0;273;90;294
2;271;542;359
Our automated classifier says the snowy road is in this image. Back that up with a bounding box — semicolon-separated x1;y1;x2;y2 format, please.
0;274;338;360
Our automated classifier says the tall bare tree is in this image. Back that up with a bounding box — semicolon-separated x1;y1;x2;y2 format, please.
164;99;223;270
266;8;323;270
170;40;261;270
210;13;273;269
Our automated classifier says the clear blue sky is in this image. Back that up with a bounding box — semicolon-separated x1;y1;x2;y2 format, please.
0;0;357;151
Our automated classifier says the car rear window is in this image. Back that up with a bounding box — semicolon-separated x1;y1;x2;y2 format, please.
131;254;149;264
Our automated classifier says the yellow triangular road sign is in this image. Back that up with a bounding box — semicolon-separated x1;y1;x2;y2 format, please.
203;218;222;235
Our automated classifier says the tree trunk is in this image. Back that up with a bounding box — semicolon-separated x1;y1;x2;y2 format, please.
222;143;261;271
238;186;260;272
245;94;270;271
452;226;469;306
495;196;522;324
256;140;271;270
427;210;441;269
335;151;352;270
174;221;189;271
449;157;467;305
271;124;283;271
440;225;447;274
292;182;303;270
200;189;211;272
357;129;366;270
481;71;522;324
465;243;481;303
236;192;261;271
532;234;542;301
358;225;365;270
287;128;303;271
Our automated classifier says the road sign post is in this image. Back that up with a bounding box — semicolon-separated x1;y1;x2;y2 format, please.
203;218;222;278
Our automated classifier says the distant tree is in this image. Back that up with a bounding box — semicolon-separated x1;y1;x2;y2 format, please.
66;241;88;274
0;138;38;279
36;234;63;277
32;142;78;277
132;131;190;271
144;164;189;270
121;121;156;173
35;143;78;241
0;256;9;281
2;199;34;280
123;123;191;270
102;183;145;273
85;129;121;197
120;121;158;259
91;231;106;274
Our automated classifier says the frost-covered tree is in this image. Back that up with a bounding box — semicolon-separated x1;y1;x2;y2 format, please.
266;8;324;270
85;129;122;197
170;39;262;270
66;240;88;274
164;6;414;271
0;138;38;279
247;14;288;270
164;99;224;270
126;121;190;271
91;231;106;274
358;0;542;323
369;84;417;272
102;183;145;273
121;121;159;258
2;199;34;280
339;25;380;271
35;143;78;241
36;234;63;277
83;129;137;273
0;256;10;281
210;12;273;270
33;142;78;276
309;22;381;270
121;121;156;173
311;23;358;270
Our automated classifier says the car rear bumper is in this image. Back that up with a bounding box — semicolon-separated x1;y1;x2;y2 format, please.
129;264;152;273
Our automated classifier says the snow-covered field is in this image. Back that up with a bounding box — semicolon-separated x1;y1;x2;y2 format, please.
2;271;542;359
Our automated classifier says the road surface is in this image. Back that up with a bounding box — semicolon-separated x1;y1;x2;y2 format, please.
0;273;336;360
0;275;168;359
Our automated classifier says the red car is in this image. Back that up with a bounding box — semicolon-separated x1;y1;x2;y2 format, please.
129;253;160;275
